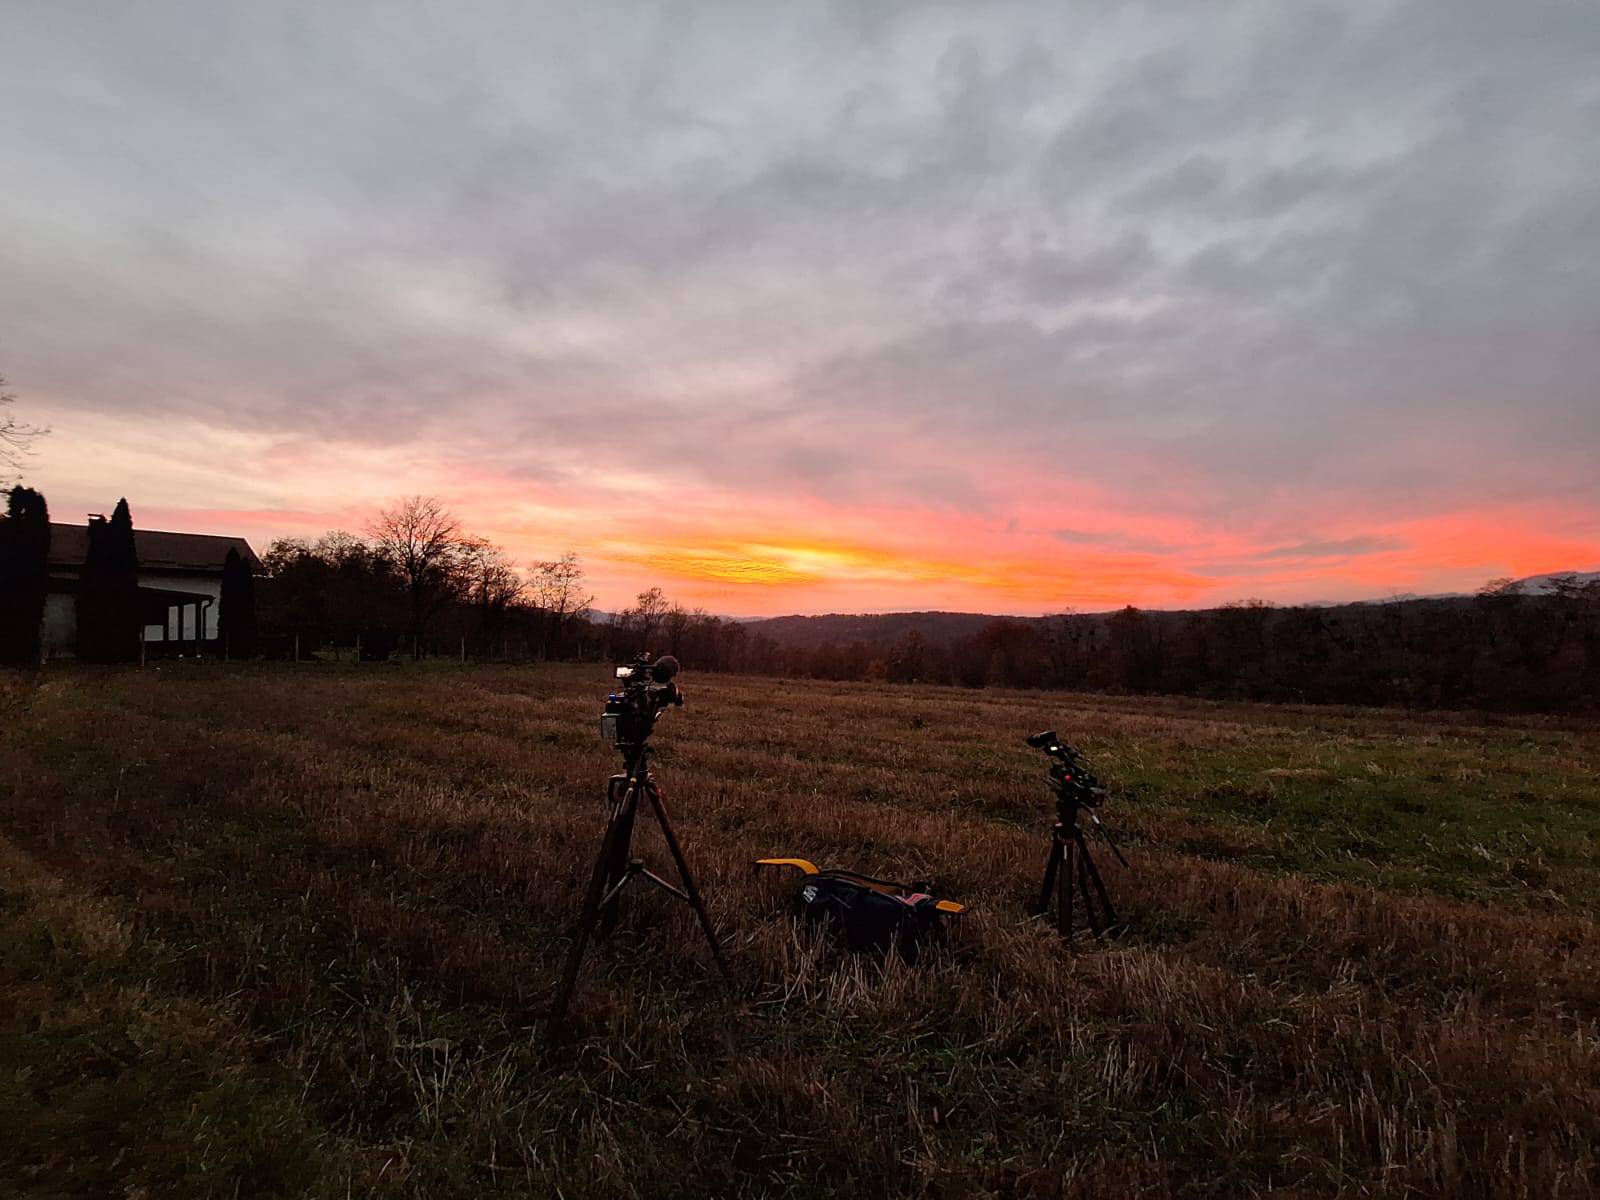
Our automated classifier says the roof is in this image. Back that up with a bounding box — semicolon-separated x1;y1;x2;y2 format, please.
46;523;263;574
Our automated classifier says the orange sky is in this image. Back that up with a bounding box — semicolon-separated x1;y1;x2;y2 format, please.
27;411;1599;617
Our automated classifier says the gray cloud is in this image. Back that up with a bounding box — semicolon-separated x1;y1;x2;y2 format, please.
0;0;1596;544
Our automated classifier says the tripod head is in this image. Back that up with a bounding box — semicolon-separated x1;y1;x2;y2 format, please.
1026;730;1108;826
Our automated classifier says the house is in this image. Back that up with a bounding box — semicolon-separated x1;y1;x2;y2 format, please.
42;522;262;657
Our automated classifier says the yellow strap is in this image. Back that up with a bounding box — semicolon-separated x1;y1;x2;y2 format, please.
754;857;819;875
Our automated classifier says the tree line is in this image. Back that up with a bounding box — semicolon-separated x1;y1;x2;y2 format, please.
739;586;1600;714
258;496;1600;712
256;497;777;669
260;495;597;660
5;481;1598;713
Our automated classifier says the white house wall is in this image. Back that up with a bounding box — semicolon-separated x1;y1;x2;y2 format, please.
41;573;227;656
146;572;224;642
42;594;75;654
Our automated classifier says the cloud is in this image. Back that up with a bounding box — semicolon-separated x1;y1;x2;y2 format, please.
1253;536;1403;561
1;0;1596;612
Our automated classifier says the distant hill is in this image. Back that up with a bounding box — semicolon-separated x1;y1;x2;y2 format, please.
741;568;1600;649
1505;569;1600;594
743;610;1015;651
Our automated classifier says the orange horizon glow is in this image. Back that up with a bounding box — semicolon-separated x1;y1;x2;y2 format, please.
20;413;1600;619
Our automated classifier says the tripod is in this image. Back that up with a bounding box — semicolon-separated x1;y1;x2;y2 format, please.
1034;811;1125;940
548;741;730;1035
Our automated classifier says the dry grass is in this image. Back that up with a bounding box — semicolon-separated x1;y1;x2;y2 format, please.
2;662;1598;1197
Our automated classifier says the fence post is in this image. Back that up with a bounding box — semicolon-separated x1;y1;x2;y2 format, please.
294;633;300;663
460;636;466;665
355;634;362;665
139;626;146;669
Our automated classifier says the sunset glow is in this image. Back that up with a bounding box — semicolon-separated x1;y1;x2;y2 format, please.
26;408;1595;616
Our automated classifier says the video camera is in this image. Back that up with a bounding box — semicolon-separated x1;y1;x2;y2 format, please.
600;653;683;751
1027;730;1109;816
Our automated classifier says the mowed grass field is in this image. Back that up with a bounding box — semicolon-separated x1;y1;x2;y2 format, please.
2;663;1598;1198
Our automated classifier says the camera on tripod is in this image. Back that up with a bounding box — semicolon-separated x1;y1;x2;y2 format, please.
1027;730;1108;814
1027;730;1129;941
551;652;727;1036
600;653;683;750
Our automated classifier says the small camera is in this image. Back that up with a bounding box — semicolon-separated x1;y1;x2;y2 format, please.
1027;731;1107;810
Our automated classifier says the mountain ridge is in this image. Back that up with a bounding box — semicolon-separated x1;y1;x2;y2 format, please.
733;567;1600;649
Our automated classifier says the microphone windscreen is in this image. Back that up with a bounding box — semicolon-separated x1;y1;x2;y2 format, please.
650;655;680;683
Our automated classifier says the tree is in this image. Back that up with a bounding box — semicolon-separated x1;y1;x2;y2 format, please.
662;603;692;657
1107;605;1162;692
528;552;593;660
460;538;523;654
256;533;406;656
608;586;670;658
366;495;467;657
218;547;258;658
886;629;928;683
0;375;46;483
0;486;50;665
631;587;670;646
77;499;140;662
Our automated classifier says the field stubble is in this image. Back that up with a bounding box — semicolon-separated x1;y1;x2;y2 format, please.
1;663;1597;1197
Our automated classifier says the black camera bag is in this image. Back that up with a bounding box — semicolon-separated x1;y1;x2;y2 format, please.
793;871;952;963
756;859;965;962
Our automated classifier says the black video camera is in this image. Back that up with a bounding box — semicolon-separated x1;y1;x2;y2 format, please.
600;653;683;751
1027;730;1108;815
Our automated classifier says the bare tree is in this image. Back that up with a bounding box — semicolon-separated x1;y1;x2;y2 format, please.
631;586;670;647
460;538;524;655
314;529;372;566
1;375;46;483
528;552;593;660
463;540;524;609
608;586;671;659
662;603;691;655
367;495;467;657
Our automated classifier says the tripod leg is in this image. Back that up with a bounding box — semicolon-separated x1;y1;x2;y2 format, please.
1035;827;1061;916
645;784;732;980
595;779;637;941
548;784;638;1035
1057;837;1073;940
1079;838;1120;932
1076;837;1104;938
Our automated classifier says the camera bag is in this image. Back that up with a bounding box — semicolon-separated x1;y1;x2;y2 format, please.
755;859;964;963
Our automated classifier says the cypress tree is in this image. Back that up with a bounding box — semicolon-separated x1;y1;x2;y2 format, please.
218;546;257;658
77;498;140;662
0;486;51;665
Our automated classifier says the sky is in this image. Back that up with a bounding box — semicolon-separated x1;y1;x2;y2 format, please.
2;1;1597;616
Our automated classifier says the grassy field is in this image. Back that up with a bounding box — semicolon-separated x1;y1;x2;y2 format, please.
2;662;1598;1198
